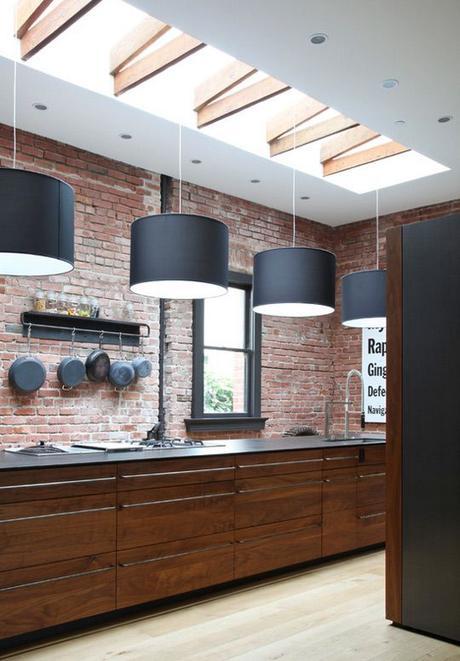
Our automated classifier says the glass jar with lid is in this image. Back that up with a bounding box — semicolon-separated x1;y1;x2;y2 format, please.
46;291;57;313
89;297;99;318
79;295;91;317
33;289;46;312
57;292;69;315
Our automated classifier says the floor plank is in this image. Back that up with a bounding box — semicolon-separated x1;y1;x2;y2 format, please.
2;550;459;660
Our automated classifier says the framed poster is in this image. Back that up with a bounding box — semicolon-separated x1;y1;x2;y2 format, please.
362;327;386;422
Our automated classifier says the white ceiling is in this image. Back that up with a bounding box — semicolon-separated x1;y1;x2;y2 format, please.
0;0;459;225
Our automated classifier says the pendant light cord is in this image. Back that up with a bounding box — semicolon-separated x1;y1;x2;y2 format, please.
292;117;297;247
178;121;182;214
375;189;379;270
12;59;17;169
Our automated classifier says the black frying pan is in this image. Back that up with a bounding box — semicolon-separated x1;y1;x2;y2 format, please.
58;329;86;390
86;333;110;382
9;325;46;394
109;333;135;389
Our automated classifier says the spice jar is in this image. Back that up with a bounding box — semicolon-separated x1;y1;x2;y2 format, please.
33;289;46;312
79;295;91;317
46;291;57;313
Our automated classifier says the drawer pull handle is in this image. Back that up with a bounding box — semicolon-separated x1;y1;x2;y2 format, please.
358;511;385;520
323;476;358;483
237;523;321;544
119;542;233;567
237;458;323;469
0;566;115;593
120;467;234;479
237;480;324;494
0;506;116;524
119;491;235;509
324;456;358;461
0;477;116;490
358;472;386;479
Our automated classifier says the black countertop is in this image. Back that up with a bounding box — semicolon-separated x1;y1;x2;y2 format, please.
0;435;385;471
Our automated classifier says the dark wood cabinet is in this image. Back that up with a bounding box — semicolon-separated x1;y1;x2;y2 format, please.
0;443;385;642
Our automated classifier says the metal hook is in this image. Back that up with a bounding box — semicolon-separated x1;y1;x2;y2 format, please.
99;331;104;349
119;332;123;359
71;328;76;356
27;323;32;355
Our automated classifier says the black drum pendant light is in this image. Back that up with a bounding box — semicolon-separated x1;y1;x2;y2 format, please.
342;190;386;327
253;121;336;317
0;62;74;276
130;124;228;299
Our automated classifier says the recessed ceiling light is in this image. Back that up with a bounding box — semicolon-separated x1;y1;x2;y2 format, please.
250;179;261;184
33;103;47;111
394;120;406;126
119;133;132;140
300;195;310;200
438;115;453;123
309;33;328;45
382;79;399;89
191;159;202;164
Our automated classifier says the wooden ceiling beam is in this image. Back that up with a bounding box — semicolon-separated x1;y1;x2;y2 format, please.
110;17;171;75
15;0;53;39
114;33;205;96
194;60;257;112
270;115;358;158
320;125;380;163
323;141;410;176
197;76;290;128
20;0;102;60
266;97;328;143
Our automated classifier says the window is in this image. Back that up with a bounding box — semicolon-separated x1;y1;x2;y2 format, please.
186;272;265;432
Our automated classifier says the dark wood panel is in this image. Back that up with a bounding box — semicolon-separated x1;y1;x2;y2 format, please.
235;471;322;529
322;466;357;512
0;464;116;503
359;445;386;466
356;504;385;547
117;482;234;549
385;226;403;623
0;494;116;571
234;516;321;578
236;450;323;479
357;466;386;508
322;509;357;556
0;555;116;639
322;448;359;470
117;455;235;490
117;533;234;608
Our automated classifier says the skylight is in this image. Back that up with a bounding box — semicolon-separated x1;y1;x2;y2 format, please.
0;0;449;194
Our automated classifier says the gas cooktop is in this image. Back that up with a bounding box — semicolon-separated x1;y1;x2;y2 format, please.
139;438;225;449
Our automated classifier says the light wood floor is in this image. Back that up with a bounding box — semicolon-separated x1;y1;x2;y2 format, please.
3;550;459;660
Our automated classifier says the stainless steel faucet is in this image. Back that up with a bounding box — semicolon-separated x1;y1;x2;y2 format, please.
345;369;365;438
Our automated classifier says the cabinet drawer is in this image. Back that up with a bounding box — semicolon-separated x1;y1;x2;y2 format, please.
0;494;116;571
117;482;234;549
323;449;359;470
236;450;323;479
0;465;116;503
117;533;234;609
357;466;386;508
235;471;322;529
358;444;386;466
235;516;321;578
323;467;357;512
0;553;116;639
322;509;357;556
117;456;235;490
356;505;385;547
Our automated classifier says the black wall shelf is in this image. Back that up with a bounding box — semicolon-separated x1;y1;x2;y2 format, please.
21;312;149;347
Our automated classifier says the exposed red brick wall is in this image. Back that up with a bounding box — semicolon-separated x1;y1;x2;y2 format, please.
0;125;161;446
0;123;458;445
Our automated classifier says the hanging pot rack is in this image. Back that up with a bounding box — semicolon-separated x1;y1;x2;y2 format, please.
20;311;149;347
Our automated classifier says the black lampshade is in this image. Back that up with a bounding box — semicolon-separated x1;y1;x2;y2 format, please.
0;169;74;276
130;213;229;299
253;247;336;316
341;269;386;327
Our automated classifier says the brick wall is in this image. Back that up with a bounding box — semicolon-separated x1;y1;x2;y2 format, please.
0;123;458;445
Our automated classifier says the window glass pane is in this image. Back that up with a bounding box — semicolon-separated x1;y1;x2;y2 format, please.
204;349;247;414
204;286;246;349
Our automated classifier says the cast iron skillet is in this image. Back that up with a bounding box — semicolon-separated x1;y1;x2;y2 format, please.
58;330;86;390
86;332;110;382
9;325;46;394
